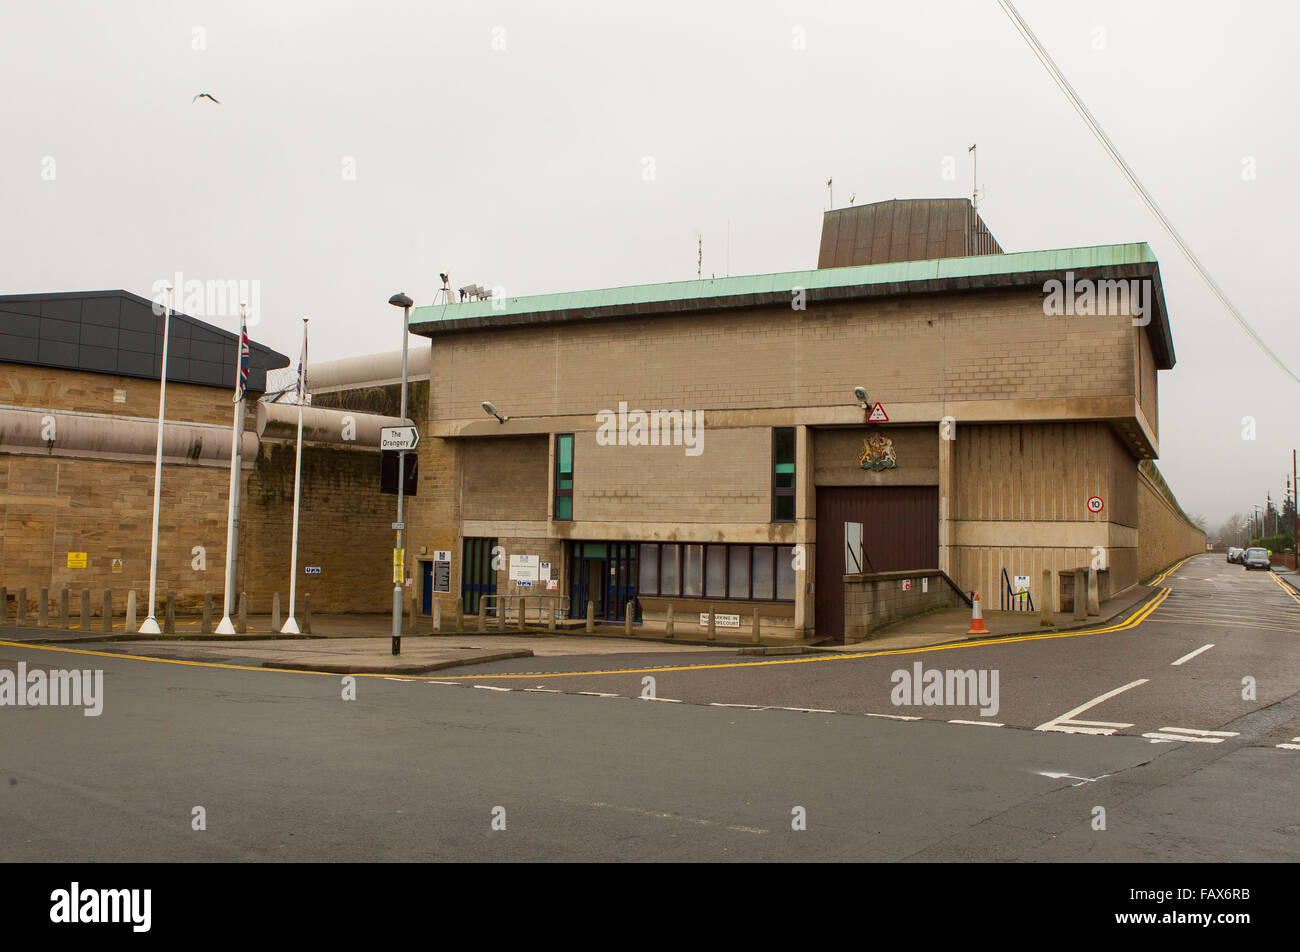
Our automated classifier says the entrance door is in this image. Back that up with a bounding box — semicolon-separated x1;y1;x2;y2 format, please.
814;486;939;642
421;560;433;615
569;542;638;621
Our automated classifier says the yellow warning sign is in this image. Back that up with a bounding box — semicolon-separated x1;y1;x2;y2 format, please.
67;552;87;569
111;558;124;574
393;548;405;584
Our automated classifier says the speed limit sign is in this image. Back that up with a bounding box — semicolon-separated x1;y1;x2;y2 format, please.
1087;495;1105;513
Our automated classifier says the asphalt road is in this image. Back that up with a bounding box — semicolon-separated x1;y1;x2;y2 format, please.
2;554;1297;861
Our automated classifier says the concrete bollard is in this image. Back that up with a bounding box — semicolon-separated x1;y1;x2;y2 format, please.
80;589;91;629
17;587;27;626
59;588;70;628
102;590;112;633
517;597;526;631
433;597;442;633
707;605;716;641
237;592;248;634
165;591;176;634
1040;569;1053;627
665;603;674;638
303;594;312;634
547;599;556;631
1072;570;1087;621
125;590;137;634
585;600;594;634
0;586;7;626
478;602;486;632
752;610;761;643
272;592;281;632
498;599;507;631
38;587;49;628
202;593;213;635
1086;568;1100;616
454;596;463;633
625;601;634;636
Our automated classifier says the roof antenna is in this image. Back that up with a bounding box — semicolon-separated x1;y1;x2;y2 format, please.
697;235;702;280
826;177;833;210
435;272;452;305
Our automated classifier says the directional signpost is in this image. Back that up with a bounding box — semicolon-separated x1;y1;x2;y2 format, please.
380;426;420;451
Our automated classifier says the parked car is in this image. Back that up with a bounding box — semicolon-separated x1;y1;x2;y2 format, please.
1227;547;1245;564
1243;547;1272;570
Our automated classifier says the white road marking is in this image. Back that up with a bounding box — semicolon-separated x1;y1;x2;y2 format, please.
1277;743;1300;751
473;685;512;692
1142;726;1239;744
383;677;415;682
948;719;1004;727
864;712;923;721
428;681;461;686
1170;644;1215;665
577;691;620;698
1035;679;1149;734
778;707;836;714
639;696;682;703
709;702;762;709
1035;769;1112;786
523;687;561;693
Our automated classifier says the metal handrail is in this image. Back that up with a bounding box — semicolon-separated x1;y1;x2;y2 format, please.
480;593;571;623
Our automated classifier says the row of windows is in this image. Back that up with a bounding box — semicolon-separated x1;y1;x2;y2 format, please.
638;543;797;602
552;428;798;524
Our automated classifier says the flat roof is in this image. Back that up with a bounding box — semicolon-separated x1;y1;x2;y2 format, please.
410;242;1174;369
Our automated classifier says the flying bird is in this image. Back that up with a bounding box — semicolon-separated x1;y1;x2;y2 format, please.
193;93;221;105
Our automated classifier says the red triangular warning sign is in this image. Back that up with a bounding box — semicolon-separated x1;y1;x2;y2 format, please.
867;402;889;422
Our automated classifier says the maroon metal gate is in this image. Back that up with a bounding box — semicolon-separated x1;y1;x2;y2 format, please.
815;485;939;642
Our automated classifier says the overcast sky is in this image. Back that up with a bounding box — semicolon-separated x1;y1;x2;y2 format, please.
2;0;1296;528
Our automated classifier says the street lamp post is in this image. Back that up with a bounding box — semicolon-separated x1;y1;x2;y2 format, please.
388;292;414;655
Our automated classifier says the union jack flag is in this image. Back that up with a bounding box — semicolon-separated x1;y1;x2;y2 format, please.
234;314;251;403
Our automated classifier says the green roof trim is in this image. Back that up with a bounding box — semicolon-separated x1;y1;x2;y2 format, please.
412;242;1158;325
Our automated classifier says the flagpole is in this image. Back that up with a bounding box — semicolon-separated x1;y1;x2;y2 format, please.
215;303;248;634
138;285;173;635
281;317;308;634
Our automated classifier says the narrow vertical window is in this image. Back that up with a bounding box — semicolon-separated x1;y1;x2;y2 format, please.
772;427;796;522
554;433;574;520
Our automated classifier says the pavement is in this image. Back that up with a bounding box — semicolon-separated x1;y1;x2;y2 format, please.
0;576;1159;674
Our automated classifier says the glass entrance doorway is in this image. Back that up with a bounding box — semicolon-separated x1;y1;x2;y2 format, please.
568;542;638;622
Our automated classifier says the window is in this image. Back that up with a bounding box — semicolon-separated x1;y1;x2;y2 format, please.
635;543;792;602
554;433;574;520
772;427;796;522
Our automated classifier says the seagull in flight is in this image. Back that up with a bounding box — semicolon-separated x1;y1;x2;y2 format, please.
193;93;221;105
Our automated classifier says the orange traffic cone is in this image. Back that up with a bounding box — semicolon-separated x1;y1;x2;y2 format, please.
967;591;988;635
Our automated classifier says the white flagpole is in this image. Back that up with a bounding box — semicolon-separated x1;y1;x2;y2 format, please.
281;317;308;634
138;285;173;635
215;303;247;634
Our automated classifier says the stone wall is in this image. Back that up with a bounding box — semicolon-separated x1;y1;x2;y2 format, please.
843;570;969;642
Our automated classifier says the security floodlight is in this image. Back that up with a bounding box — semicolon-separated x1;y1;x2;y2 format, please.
482;401;508;424
853;386;869;408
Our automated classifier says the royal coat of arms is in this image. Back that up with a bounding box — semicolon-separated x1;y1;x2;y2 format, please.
858;433;897;471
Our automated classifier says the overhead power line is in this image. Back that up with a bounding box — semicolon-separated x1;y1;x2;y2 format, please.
995;0;1300;386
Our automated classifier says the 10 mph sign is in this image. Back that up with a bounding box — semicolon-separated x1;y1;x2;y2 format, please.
380;426;420;451
1087;495;1105;513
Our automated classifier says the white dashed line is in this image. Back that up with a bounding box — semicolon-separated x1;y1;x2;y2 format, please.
524;687;561;693
1171;644;1215;666
473;685;512;692
577;691;620;698
864;712;923;721
948;719;1004;727
709;702;762;709
639;697;682;703
777;707;836;714
1277;738;1300;751
383;677;415;682
428;681;461;686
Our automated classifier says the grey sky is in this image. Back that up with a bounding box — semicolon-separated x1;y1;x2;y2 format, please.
2;0;1296;528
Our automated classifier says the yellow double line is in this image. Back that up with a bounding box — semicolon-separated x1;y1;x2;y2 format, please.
1270;570;1300;607
1;583;1173;683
